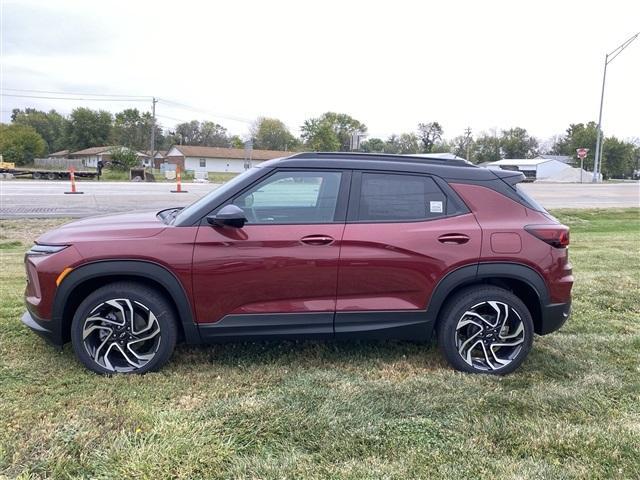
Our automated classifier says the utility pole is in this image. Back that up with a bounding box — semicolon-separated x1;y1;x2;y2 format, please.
592;32;639;183
149;97;157;169
464;127;472;162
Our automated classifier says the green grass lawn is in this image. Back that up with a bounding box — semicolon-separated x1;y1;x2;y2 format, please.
1;209;639;479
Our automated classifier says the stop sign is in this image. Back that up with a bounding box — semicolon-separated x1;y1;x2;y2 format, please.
576;148;589;159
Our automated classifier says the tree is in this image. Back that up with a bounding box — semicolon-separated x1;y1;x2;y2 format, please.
430;139;452;154
396;133;421;154
199;121;230;147
500;127;538;159
602;137;635;179
171;120;229;147
112;108;161;151
65;108;113;150
229;135;245;149
108;147;139;171
172;120;201;145
0;123;47;165
11;108;67;153
452;127;473;161
383;135;400;153
251;117;299;151
551;122;598;170
360;137;385;153
301;112;367;151
474;133;502;163
417;122;443;153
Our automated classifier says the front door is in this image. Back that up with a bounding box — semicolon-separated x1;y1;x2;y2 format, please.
192;169;349;339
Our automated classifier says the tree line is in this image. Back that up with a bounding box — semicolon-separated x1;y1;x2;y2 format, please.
1;106;638;178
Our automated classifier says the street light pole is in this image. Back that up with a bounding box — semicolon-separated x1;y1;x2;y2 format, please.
592;32;639;183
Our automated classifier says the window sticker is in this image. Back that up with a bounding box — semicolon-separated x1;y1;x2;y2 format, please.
430;201;443;213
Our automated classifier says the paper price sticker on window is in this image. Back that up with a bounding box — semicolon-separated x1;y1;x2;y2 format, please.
430;201;443;213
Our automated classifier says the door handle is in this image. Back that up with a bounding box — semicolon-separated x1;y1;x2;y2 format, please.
300;235;335;246
438;233;470;245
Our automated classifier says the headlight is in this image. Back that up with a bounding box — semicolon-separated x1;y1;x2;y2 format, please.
26;244;69;256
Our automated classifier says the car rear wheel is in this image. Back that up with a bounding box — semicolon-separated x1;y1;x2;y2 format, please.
437;286;534;375
70;282;177;374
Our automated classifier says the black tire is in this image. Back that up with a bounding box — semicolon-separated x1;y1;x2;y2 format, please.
70;281;177;374
32;172;42;179
46;172;58;180
437;286;534;375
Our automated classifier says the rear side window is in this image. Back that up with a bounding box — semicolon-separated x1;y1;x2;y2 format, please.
514;184;547;212
357;173;448;221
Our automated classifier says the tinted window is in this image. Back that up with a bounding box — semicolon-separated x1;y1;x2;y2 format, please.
358;173;447;221
233;171;342;224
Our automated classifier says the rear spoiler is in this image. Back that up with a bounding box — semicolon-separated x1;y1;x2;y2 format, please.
490;169;525;186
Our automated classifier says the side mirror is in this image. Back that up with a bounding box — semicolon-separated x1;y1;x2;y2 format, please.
207;204;247;228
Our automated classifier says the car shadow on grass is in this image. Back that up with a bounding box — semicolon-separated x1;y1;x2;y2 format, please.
173;338;443;369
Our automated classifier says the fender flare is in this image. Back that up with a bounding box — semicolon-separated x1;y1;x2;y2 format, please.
52;260;201;344
426;262;549;321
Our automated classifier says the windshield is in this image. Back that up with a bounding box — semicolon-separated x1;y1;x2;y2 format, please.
172;168;258;224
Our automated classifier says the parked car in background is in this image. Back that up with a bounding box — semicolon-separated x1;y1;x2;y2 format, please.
22;152;573;375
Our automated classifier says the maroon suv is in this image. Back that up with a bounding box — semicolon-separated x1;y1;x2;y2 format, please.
22;152;573;374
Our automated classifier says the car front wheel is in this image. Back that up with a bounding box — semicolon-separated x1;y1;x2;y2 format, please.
70;282;177;374
437;286;534;375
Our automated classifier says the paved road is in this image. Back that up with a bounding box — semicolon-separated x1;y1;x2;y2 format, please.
0;180;638;218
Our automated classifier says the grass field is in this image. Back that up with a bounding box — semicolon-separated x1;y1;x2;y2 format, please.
1;209;639;479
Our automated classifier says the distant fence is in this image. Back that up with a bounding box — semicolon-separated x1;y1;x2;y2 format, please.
34;158;85;169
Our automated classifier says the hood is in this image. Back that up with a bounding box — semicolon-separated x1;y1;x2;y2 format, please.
37;211;167;245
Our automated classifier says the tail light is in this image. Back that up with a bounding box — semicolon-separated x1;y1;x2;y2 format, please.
525;224;570;248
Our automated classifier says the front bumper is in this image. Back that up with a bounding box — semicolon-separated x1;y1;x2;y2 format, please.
538;300;571;335
21;310;62;347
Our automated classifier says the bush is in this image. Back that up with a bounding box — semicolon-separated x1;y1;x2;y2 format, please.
0;124;46;165
108;147;139;171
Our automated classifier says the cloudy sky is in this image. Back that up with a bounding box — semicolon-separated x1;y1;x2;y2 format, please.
1;0;639;143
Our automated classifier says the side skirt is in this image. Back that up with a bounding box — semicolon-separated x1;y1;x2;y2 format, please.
198;311;434;343
198;312;334;343
334;310;433;341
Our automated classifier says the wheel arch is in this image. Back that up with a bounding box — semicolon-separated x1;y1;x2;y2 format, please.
53;260;201;344
427;262;549;334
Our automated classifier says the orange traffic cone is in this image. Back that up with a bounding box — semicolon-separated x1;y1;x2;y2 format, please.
64;167;84;194
171;165;188;193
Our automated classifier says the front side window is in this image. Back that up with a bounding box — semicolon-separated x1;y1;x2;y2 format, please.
358;173;447;221
233;170;342;224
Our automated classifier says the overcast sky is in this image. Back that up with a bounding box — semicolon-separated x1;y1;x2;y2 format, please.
1;0;638;143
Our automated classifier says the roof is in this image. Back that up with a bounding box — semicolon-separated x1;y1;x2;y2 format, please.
70;146;119;156
70;146;146;156
48;150;69;157
536;154;572;163
489;158;557;167
168;145;292;161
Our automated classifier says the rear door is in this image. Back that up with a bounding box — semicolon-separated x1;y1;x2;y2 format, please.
192;169;350;338
335;171;481;336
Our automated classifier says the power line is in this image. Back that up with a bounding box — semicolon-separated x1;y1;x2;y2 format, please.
157;98;252;124
2;88;254;125
1;93;150;102
2;87;151;100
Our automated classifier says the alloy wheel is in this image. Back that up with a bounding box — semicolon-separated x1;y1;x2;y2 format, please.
82;298;161;372
455;300;525;371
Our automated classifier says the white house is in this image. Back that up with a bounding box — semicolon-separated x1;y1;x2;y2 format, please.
486;158;571;181
69;146;147;168
163;145;292;173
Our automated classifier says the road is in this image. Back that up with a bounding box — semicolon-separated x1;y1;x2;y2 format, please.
0;180;638;218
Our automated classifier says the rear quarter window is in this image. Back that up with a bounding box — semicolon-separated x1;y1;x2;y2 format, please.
357;173;448;221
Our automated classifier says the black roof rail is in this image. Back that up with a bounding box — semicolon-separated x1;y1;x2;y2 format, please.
287;151;474;168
